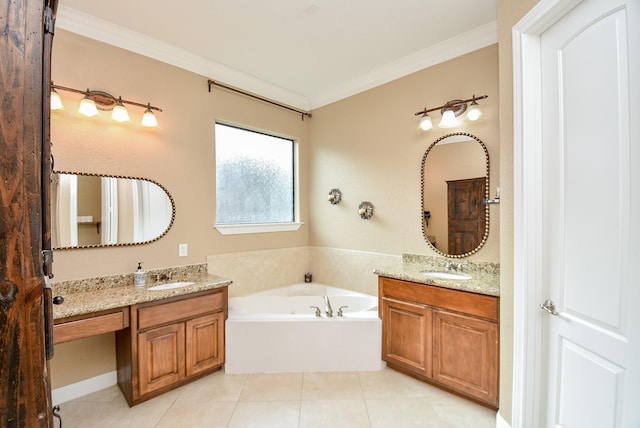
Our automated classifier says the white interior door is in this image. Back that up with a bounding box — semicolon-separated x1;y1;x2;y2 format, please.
541;0;640;425
514;0;639;426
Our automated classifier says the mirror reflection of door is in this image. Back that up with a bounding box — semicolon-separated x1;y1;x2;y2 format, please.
422;133;489;257
447;177;486;254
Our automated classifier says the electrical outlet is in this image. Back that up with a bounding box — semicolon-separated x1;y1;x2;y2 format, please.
178;243;188;257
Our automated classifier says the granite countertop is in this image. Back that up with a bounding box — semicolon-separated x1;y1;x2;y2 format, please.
374;261;500;297
52;268;232;320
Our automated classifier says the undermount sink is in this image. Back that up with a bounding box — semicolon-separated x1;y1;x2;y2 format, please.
421;271;472;281
147;281;195;291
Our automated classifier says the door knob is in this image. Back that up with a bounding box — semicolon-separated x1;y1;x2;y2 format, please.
540;299;559;315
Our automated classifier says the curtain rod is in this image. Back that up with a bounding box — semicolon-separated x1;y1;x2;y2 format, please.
207;79;312;121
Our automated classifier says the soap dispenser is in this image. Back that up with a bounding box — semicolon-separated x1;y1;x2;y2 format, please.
134;262;146;287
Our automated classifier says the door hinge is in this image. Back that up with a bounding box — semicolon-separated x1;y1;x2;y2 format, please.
44;6;55;35
42;249;54;269
43;249;54;279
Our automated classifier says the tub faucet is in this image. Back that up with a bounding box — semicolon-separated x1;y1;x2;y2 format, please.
323;296;333;317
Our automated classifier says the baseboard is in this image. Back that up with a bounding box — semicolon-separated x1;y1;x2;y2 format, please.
51;371;117;405
496;410;511;428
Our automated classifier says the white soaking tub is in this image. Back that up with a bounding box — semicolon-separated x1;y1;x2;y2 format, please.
225;283;383;373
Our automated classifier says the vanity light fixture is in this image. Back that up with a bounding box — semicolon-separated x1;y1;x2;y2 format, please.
111;97;131;122
414;95;488;131
328;188;342;205
358;201;374;220
78;92;99;117
141;104;159;128
50;87;64;110
50;83;162;127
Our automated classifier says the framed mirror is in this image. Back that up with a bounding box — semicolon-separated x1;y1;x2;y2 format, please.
421;132;489;258
51;171;176;250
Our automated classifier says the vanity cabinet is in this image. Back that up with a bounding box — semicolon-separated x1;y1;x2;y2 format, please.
117;287;227;406
378;277;498;408
381;298;432;377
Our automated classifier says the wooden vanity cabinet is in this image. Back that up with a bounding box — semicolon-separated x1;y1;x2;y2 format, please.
381;297;432;377
116;287;227;406
379;277;498;408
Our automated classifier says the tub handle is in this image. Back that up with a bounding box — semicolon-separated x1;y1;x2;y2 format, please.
337;305;349;317
310;306;322;317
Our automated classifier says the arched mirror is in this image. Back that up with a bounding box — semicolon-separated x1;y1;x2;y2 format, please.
51;171;175;250
421;132;489;258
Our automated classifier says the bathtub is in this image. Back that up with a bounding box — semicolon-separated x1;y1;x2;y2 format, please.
225;283;383;373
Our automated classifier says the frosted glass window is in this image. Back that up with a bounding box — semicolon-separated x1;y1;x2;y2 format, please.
215;123;295;225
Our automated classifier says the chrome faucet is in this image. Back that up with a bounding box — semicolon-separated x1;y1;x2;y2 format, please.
445;262;465;272
154;271;173;282
323;296;333;317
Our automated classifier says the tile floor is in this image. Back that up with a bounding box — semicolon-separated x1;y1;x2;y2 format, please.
57;367;496;428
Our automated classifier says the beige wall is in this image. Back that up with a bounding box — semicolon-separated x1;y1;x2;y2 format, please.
308;45;500;262
497;0;540;424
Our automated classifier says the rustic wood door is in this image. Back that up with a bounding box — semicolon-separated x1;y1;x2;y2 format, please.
0;0;57;426
446;177;486;254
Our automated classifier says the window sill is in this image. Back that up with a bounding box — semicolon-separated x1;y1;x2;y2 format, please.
215;222;303;235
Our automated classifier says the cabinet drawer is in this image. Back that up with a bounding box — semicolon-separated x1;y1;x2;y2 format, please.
54;309;128;344
379;277;498;321
138;291;224;330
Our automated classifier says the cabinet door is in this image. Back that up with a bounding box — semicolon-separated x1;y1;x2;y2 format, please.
432;309;498;406
185;312;224;377
138;323;186;396
381;297;432;377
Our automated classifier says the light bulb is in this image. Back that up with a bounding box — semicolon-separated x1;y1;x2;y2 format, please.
50;89;64;110
439;109;460;128
466;100;482;121
419;113;433;131
78;95;99;117
141;107;158;127
111;100;130;122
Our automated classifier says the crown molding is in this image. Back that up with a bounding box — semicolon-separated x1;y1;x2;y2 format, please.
56;5;496;112
309;21;498;109
55;5;312;111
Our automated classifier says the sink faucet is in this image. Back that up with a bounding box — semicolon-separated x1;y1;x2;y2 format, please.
445;261;467;272
323;296;333;317
154;271;173;282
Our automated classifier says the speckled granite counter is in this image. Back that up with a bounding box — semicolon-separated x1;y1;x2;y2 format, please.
52;264;232;320
374;254;499;297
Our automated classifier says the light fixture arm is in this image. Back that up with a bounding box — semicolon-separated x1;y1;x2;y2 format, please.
51;83;163;112
414;94;488;117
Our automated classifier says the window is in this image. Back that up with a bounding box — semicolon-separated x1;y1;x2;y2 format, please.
214;122;301;234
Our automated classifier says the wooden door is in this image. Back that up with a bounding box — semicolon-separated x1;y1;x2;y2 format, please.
432;309;498;407
185;312;224;377
137;323;185;396
446;177;486;254
0;1;57;425
381;298;432;377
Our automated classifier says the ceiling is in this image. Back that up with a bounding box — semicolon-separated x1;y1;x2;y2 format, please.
56;1;497;111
